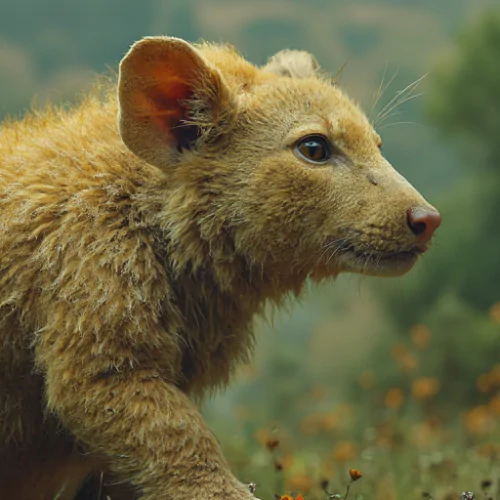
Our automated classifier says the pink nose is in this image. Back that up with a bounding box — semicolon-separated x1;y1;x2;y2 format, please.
406;207;442;244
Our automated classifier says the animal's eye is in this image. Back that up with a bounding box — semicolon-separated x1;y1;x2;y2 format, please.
295;136;330;163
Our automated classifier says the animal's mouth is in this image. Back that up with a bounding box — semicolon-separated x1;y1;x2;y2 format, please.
328;240;426;277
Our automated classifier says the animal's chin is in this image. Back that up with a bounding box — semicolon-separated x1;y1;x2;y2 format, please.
337;246;423;277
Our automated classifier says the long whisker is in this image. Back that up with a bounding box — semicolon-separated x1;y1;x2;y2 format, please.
369;62;389;123
313;238;345;269
374;73;427;128
370;69;400;125
326;240;351;266
375;73;425;123
376;92;424;127
377;121;420;130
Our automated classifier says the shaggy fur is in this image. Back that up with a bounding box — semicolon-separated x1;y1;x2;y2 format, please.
0;36;439;499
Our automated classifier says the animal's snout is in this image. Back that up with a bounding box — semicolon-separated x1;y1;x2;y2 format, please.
406;207;442;245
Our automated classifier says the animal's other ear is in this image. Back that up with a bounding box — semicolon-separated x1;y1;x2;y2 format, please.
118;36;236;168
263;49;320;79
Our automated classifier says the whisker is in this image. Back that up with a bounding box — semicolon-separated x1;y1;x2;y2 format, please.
374;73;427;128
312;237;345;269
377;121;421;130
376;92;425;127
369;62;389;123
376;73;426;122
326;240;351;266
371;69;401;125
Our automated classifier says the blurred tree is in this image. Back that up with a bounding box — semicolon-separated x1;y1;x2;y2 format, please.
429;9;500;171
361;9;500;411
240;18;304;65
379;9;500;327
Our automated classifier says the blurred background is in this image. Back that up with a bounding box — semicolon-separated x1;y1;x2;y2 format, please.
2;1;500;498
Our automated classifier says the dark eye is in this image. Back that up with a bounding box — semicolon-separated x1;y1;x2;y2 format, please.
295;136;330;163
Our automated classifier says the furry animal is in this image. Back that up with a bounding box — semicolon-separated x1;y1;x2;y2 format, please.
0;36;441;499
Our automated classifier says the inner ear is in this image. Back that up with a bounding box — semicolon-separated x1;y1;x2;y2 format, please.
118;36;235;166
141;71;200;151
263;49;320;79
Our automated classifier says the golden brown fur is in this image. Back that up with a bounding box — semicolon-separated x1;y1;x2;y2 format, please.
0;37;439;499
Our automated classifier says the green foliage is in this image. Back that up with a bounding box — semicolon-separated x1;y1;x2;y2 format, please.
378;9;500;321
366;8;500;414
428;9;500;170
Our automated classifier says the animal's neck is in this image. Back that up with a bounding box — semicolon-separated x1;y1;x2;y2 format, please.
168;257;309;396
137;187;309;395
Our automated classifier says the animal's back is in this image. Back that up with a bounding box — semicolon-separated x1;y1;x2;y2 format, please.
0;85;147;447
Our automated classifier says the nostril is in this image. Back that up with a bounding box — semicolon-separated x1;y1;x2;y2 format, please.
409;220;427;237
407;207;442;243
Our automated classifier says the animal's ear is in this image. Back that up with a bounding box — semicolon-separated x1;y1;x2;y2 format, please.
263;49;320;79
118;36;236;167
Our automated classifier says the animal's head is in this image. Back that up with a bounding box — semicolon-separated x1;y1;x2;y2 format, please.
118;36;440;283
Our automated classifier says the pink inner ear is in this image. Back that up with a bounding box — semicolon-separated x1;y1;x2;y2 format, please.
135;77;194;137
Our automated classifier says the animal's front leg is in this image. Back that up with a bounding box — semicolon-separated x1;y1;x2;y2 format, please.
45;367;255;500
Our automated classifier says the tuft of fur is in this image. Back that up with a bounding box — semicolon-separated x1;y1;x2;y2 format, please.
0;36;439;499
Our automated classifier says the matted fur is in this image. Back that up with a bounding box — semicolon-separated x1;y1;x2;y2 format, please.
0;36;439;499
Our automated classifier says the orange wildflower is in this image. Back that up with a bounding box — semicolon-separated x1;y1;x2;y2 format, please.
411;377;440;399
488;395;500;416
465;405;495;435
280;453;295;470
349;468;363;481
287;473;314;493
489;302;500;323
401;353;417;372
391;344;417;372
476;373;493;393
476;443;500;459
490;364;500;384
299;414;322;435
384;388;404;409
321;412;339;431
266;437;280;451
334;441;356;462
410;324;431;349
391;343;409;361
255;428;282;450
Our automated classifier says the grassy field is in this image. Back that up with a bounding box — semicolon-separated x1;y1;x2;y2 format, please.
204;293;500;500
213;382;500;500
